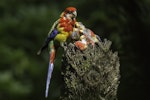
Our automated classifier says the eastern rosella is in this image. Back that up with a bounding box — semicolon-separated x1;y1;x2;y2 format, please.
72;22;101;50
37;7;77;98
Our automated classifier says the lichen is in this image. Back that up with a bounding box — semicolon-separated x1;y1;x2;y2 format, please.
60;39;120;100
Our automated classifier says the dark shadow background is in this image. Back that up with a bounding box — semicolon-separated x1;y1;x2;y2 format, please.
0;0;150;100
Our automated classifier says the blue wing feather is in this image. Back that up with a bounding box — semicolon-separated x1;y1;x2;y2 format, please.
48;29;58;40
37;29;58;55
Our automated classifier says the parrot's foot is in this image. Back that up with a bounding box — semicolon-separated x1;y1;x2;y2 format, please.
61;42;68;51
63;45;68;51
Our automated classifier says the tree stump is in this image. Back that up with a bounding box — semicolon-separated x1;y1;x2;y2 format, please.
60;39;120;100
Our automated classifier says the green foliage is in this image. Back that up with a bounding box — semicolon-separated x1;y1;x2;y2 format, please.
0;0;150;100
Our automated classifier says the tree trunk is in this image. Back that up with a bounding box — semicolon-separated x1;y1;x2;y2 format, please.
60;39;120;100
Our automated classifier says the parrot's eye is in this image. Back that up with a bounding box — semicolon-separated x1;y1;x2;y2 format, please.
67;11;73;14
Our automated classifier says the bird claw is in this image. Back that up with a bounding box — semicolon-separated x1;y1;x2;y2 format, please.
63;43;68;51
63;46;67;51
60;42;68;51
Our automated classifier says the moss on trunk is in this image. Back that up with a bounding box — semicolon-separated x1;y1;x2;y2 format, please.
60;39;120;100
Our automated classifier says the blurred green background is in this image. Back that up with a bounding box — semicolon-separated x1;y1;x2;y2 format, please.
0;0;150;100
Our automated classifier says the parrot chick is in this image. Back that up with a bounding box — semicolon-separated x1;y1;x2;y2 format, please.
74;35;88;51
72;22;101;50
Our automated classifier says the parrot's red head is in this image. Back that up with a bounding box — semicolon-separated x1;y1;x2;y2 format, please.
65;7;76;13
61;7;77;19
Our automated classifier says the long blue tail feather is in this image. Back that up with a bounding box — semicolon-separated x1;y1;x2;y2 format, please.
45;63;54;98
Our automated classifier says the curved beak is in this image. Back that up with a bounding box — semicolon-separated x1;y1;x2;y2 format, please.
72;11;77;18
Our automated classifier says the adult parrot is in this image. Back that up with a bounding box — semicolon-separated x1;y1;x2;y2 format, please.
37;7;77;98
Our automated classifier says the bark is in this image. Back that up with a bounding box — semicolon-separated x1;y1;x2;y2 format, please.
60;39;120;100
